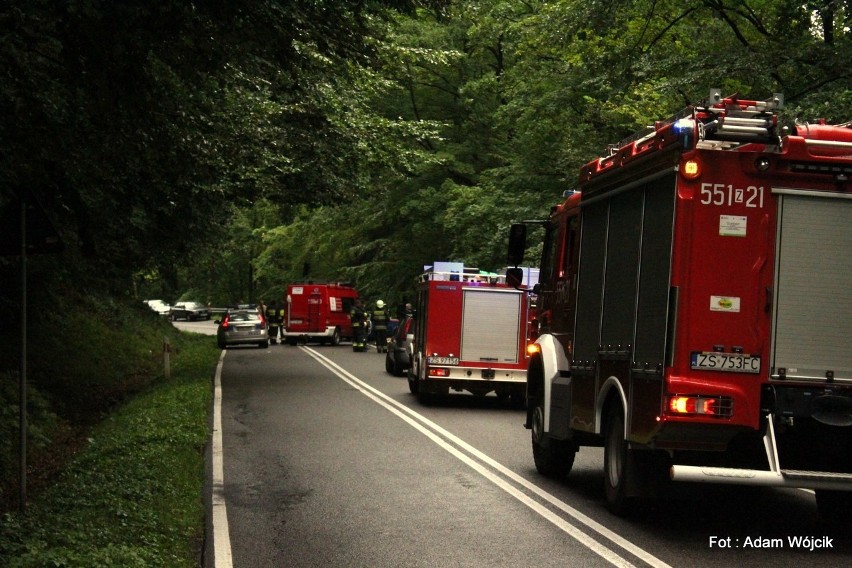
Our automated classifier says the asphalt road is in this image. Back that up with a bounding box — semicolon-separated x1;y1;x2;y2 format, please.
189;320;850;568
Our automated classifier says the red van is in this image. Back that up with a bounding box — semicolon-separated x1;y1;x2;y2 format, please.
282;283;359;345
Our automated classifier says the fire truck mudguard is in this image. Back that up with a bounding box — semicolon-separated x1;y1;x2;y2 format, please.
509;89;852;522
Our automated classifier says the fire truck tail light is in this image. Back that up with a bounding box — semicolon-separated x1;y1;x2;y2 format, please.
429;367;450;378
682;159;701;179
668;395;733;418
526;343;540;356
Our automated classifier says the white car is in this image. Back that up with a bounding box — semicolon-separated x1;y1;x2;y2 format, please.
145;299;171;316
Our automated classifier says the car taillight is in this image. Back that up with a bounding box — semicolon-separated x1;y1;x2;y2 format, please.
221;316;230;329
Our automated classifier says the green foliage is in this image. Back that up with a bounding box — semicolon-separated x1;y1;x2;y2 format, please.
241;0;849;308
0;0;448;300
0;335;217;568
22;295;174;419
0;374;61;497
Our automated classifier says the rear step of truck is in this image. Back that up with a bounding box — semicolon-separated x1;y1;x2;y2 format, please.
670;414;852;491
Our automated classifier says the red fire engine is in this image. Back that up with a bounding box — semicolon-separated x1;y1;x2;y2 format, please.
409;263;532;406
283;282;359;345
508;90;852;521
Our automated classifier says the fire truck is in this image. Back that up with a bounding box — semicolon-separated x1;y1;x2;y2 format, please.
408;263;532;406
507;90;852;520
283;282;359;345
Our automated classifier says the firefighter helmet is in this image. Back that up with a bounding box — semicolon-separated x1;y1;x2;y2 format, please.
376;300;385;308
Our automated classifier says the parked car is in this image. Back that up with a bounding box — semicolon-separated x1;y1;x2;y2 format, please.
216;310;269;349
145;299;171;316
385;316;415;377
170;301;211;321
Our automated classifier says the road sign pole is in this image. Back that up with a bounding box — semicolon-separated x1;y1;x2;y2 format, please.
19;198;27;512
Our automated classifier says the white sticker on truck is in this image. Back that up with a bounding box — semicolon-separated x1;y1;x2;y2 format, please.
719;215;747;237
710;295;741;312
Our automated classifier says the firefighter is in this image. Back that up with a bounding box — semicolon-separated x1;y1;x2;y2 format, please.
275;301;287;344
266;299;280;343
350;298;368;351
371;300;389;353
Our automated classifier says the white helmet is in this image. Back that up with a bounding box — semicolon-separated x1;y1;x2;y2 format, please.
376;300;385;308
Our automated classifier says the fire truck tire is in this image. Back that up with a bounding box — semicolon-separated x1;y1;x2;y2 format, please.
329;328;341;346
531;405;576;477
815;490;852;525
408;359;421;394
603;406;637;516
385;352;399;375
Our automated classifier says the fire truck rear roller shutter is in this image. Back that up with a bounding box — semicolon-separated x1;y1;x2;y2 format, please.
460;290;522;364
772;192;852;382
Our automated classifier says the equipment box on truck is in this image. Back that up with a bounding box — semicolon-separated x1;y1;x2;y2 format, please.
408;262;532;406
508;90;852;521
283;283;359;346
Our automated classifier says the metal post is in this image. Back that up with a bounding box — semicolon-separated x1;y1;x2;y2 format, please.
164;337;171;379
19;198;27;512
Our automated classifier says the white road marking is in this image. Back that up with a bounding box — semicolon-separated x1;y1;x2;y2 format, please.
303;346;673;568
213;350;234;568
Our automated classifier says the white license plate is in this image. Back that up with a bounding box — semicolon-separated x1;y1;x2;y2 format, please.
691;352;760;374
428;356;459;365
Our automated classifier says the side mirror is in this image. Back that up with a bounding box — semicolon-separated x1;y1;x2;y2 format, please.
506;267;524;288
507;223;527;266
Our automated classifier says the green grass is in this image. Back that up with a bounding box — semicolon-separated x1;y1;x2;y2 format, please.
0;334;220;567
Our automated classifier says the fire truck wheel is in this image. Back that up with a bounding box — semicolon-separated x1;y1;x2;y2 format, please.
531;405;575;477
330;328;341;346
408;360;421;394
815;490;852;525
603;406;636;516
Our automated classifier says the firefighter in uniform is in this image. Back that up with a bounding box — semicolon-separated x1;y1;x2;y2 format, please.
371;300;389;353
266;299;280;343
275;301;287;344
350;298;368;351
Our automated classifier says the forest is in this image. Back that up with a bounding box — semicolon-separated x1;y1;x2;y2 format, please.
0;1;849;505
2;0;850;312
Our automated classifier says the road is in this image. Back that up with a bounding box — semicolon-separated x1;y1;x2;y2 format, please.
184;320;850;567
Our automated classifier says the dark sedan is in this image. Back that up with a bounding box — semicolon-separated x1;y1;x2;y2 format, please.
169;301;211;321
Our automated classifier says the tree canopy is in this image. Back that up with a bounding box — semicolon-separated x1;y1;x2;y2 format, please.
1;0;849;311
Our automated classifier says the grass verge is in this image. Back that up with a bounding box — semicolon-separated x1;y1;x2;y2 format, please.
0;333;220;568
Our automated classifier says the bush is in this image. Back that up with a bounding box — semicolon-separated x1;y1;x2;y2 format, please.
0;333;218;567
